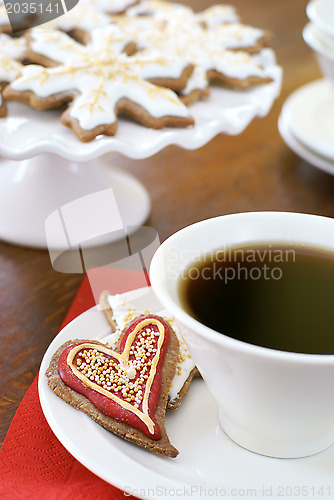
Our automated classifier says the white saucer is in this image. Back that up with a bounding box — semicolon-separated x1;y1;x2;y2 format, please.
283;79;334;162
278;82;334;176
39;287;334;500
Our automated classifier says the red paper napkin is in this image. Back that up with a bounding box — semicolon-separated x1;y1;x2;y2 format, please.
0;269;149;500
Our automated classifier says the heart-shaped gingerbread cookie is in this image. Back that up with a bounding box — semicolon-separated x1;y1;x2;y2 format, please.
46;315;179;457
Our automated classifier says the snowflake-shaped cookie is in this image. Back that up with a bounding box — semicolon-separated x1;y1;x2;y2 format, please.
111;14;275;104
0;33;26;116
114;14;270;56
206;22;271;54
196;4;239;28
4;27;194;141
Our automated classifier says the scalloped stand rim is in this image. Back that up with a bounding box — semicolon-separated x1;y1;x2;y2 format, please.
0;154;151;249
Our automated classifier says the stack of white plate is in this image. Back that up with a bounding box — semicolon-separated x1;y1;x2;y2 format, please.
278;0;334;176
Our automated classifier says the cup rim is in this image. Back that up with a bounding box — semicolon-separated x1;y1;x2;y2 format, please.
307;0;334;38
303;22;334;60
150;211;334;365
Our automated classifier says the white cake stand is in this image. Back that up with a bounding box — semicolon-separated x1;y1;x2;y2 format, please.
0;51;282;249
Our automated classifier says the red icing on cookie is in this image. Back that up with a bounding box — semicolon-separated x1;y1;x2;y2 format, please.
58;315;172;439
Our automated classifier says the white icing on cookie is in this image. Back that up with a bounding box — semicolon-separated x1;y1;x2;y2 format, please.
100;292;196;405
110;15;164;51
206;23;268;51
126;0;193;19
196;5;239;28
41;3;111;32
0;34;25;83
181;47;277;99
182;66;209;95
113;16;273;97
208;49;272;80
10;27;191;131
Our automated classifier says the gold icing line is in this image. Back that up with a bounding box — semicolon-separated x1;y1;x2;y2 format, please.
143;324;164;415
122;318;165;415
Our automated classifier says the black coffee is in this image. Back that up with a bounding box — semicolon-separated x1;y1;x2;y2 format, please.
178;245;334;354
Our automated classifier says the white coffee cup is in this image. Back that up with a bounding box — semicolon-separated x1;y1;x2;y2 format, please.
150;212;334;458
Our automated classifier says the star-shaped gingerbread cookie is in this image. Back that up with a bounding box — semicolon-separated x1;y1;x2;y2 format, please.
4;26;194;141
0;33;26;117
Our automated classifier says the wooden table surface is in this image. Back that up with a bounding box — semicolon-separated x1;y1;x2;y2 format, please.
1;0;333;448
